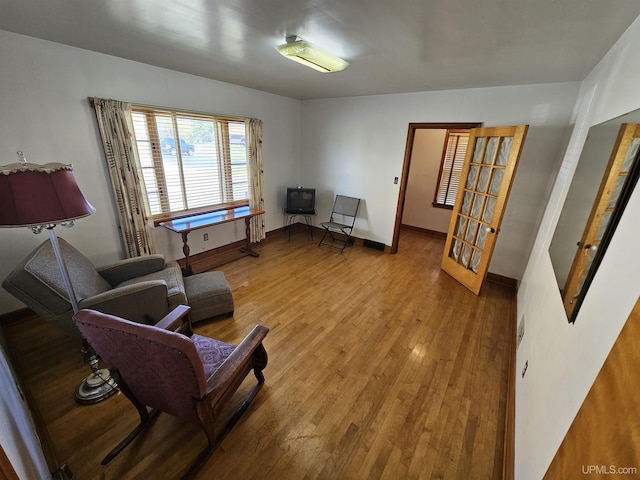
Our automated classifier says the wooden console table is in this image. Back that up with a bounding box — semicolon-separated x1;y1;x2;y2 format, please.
160;206;265;275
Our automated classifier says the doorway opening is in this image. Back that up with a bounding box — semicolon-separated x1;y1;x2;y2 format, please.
391;122;482;254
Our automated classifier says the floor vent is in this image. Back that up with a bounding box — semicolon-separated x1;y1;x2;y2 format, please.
363;239;385;251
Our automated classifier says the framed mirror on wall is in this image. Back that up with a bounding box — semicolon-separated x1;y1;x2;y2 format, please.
549;111;640;323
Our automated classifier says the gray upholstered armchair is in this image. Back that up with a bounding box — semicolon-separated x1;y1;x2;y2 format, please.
2;237;187;342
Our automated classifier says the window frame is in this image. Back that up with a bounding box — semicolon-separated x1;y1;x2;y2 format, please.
130;106;250;224
432;129;471;209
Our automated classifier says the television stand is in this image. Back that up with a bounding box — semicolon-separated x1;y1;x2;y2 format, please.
283;209;316;241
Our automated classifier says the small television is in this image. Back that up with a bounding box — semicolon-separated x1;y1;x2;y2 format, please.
286;187;316;214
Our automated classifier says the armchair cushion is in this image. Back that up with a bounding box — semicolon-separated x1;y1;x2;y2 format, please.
78;280;170;326
191;335;236;380
97;254;167;286
117;260;187;310
23;238;111;303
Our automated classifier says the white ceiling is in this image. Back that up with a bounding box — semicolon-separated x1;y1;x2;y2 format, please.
1;0;639;100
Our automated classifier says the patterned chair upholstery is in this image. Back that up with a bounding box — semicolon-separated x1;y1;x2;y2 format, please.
73;306;269;476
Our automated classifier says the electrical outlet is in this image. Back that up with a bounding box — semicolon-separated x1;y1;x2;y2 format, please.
394;176;399;184
203;233;209;241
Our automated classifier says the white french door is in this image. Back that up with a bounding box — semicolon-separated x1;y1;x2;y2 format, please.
441;125;529;295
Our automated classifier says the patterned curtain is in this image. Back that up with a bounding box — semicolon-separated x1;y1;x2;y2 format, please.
92;98;156;257
247;118;266;243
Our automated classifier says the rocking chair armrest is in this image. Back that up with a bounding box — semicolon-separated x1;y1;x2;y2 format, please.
154;305;192;334
205;324;269;394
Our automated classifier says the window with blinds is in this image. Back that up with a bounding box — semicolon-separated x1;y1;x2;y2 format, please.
433;130;470;208
131;108;249;219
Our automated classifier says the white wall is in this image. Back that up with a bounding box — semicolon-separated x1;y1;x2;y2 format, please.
515;15;640;480
0;341;49;479
0;30;301;314
300;83;579;280
402;129;452;233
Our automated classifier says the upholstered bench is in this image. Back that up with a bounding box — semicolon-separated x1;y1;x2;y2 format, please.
183;271;234;323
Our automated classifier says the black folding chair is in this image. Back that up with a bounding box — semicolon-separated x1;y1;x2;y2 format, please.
318;195;361;253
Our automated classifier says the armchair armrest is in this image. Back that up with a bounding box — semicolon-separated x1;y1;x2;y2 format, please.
78;280;169;325
205;325;269;394
154;305;192;335
97;254;167;286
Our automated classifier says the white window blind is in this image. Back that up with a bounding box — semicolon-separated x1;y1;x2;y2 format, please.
434;131;470;207
131;109;249;218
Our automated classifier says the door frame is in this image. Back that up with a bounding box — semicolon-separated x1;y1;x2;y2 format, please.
391;122;482;254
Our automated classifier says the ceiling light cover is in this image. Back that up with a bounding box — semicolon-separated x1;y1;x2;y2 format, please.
276;37;349;73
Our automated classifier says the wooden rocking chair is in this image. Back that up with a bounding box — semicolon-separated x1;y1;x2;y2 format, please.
73;305;269;478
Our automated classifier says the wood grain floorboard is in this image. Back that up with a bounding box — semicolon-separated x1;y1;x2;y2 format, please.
2;228;513;479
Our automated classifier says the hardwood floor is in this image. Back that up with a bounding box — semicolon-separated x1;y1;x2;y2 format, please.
2;228;514;480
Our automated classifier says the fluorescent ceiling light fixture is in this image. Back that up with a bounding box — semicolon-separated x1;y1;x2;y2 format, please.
276;36;349;73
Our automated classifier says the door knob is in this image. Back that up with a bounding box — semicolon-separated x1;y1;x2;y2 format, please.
577;241;596;250
486;227;496;233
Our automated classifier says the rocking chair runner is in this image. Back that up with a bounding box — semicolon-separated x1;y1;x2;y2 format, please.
73;305;269;478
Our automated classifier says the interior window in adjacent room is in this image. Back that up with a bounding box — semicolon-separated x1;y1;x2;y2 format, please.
433;130;470;208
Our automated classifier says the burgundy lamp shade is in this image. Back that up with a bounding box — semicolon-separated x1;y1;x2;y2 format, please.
0;162;95;227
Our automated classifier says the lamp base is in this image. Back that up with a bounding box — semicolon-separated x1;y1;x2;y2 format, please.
75;368;118;405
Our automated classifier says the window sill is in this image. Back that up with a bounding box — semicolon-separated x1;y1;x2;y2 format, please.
432;203;454;210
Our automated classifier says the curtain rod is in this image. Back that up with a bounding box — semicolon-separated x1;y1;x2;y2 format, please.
88;97;256;122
